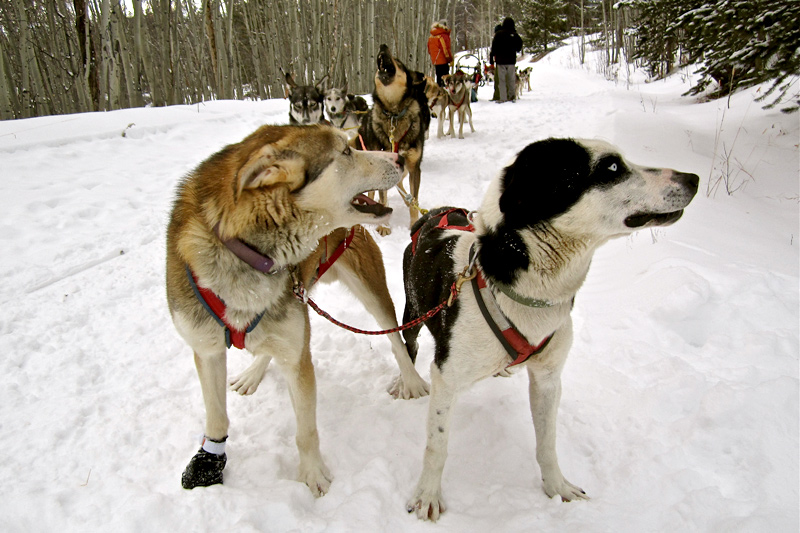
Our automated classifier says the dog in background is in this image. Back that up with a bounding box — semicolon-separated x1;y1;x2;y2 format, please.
424;76;449;139
516;66;532;99
402;138;698;520
352;44;430;235
484;64;495;83
168;124;429;497
282;69;329;125
442;70;475;139
324;83;368;138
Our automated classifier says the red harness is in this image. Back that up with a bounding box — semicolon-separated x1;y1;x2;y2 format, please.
449;91;466;110
411;208;473;255
471;266;553;367
309;228;356;285
413;209;554;368
187;228;356;349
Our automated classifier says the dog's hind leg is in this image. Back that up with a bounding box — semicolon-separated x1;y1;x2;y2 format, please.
407;364;457;521
330;229;429;399
229;354;271;395
467;106;475;133
526;320;588;502
181;348;229;489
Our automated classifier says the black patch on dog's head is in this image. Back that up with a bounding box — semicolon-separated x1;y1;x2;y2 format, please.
478;138;633;285
499;139;591;229
498;139;633;229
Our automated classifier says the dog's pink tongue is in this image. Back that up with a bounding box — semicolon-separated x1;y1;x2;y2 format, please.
353;193;376;205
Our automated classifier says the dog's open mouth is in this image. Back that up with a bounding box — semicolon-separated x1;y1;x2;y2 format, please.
625;210;684;228
352;192;393;217
376;45;396;83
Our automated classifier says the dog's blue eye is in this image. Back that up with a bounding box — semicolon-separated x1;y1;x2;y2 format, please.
609;163;618;172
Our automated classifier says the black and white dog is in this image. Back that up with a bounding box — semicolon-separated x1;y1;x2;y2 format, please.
282;69;329;125
402;138;699;521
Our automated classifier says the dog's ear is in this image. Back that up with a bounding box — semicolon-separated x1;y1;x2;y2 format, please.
411;70;427;91
316;75;329;91
235;145;304;200
283;69;297;89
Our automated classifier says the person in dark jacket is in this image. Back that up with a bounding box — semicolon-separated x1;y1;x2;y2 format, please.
489;17;523;103
490;24;502;101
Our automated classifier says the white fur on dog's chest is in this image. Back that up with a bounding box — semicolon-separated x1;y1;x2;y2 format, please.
441;236;571;383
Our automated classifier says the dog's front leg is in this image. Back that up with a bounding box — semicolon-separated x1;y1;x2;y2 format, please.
467;106;475;133
272;312;332;497
407;159;422;227
376;188;392;236
182;348;229;489
407;364;457;521
447;107;456;137
527;326;588;502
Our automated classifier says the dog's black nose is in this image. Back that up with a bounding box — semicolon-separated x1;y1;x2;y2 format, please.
674;172;699;195
395;154;405;169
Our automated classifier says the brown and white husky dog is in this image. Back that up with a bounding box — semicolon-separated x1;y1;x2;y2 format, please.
167;124;428;497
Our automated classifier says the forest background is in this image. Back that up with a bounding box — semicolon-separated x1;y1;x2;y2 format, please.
0;0;798;120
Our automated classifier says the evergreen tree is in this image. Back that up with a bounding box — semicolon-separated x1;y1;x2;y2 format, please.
676;0;799;110
623;0;700;80
519;0;570;53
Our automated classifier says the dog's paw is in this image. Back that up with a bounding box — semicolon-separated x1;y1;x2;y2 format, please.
407;489;446;521
228;357;270;395
299;462;332;498
228;371;262;395
542;476;589;502
181;448;226;489
376;225;392;236
493;368;513;378
387;374;430;400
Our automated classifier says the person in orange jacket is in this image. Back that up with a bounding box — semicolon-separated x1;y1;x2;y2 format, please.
427;20;453;87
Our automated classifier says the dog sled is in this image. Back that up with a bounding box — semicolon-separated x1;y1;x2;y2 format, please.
455;53;484;102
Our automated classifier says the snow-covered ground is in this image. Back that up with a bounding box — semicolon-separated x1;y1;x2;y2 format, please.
1;43;797;532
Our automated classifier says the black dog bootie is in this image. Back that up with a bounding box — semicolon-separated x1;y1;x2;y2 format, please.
181;448;226;489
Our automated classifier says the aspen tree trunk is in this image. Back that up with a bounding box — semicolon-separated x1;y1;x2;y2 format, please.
132;0;156;106
0;41;17;119
225;0;235;98
580;0;585;65
204;0;219;96
15;0;34;117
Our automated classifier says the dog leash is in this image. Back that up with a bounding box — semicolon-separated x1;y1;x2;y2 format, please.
291;263;475;336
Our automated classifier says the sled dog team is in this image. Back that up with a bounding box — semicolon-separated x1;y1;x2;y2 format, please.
167;44;699;521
